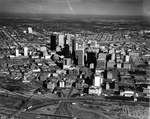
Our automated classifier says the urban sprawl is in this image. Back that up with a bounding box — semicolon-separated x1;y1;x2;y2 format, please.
0;17;150;119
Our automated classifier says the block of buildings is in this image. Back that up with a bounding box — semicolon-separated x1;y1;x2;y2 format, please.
89;86;102;96
93;76;103;87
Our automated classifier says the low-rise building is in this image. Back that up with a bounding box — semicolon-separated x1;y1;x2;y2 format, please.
89;86;102;96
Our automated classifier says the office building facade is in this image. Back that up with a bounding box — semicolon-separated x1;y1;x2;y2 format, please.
51;35;57;51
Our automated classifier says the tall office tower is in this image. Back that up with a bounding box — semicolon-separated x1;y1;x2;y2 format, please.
58;34;65;48
64;44;69;57
66;34;72;43
16;48;19;57
96;53;107;69
87;52;96;66
64;35;67;46
111;53;116;61
71;37;76;64
51;35;57;51
76;42;79;51
71;37;76;53
28;27;33;34
24;47;28;56
76;49;84;66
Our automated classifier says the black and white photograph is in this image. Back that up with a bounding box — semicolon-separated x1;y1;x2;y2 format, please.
0;0;150;119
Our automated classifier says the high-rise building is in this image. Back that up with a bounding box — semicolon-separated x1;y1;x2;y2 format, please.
66;34;72;44
111;53;116;61
24;47;28;57
64;44;69;56
51;35;57;51
28;27;33;34
97;60;106;69
71;37;76;63
40;46;48;57
125;55;130;62
76;42;79;51
66;38;70;45
58;34;65;48
16;48;19;57
93;76;103;87
76;49;84;66
96;53;106;69
87;52;96;64
71;37;76;53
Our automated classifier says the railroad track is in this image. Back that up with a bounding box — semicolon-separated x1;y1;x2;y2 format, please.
54;88;74;119
0;108;73;119
62;102;72;116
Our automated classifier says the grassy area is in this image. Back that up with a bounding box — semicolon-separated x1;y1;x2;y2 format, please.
78;101;149;119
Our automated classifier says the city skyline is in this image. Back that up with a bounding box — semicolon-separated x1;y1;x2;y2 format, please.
0;1;150;119
0;0;149;16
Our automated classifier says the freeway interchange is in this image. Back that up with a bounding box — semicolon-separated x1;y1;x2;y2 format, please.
0;86;112;119
0;87;149;119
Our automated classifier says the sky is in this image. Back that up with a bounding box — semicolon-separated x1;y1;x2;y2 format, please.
0;0;149;16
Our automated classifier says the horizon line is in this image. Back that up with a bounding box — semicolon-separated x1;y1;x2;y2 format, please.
0;12;145;17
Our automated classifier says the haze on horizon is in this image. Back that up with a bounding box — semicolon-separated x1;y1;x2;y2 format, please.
0;0;150;16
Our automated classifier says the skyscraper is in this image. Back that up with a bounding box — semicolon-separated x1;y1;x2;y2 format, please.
51;35;57;51
58;34;65;48
64;44;70;57
66;34;72;45
76;48;84;66
24;47;28;57
87;52;96;64
71;37;76;53
96;53;107;69
76;42;79;51
71;37;76;63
